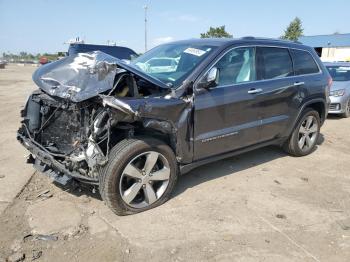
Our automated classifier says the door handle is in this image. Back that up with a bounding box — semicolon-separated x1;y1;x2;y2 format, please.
294;81;305;86
248;88;263;94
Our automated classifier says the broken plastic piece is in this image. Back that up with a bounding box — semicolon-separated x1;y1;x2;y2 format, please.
100;95;136;116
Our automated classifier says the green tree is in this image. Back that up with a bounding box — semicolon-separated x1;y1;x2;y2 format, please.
19;51;28;58
200;25;232;38
281;17;303;41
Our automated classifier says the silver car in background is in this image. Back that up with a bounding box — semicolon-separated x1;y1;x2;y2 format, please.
324;62;350;118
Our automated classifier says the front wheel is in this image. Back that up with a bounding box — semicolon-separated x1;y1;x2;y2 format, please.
99;138;178;215
283;109;321;157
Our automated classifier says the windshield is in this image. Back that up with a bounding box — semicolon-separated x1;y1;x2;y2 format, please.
131;43;217;88
326;66;350;82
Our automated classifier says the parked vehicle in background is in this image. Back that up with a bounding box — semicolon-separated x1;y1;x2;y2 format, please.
0;60;6;69
139;57;178;73
39;57;49;65
17;38;331;215
324;62;350;117
68;43;138;61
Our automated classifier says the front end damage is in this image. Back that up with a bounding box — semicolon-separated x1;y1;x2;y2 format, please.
17;91;113;184
17;51;193;185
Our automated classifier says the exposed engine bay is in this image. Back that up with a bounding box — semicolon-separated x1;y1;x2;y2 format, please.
17;51;192;185
18;91;113;183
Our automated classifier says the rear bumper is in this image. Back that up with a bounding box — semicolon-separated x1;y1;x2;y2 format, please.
17;131;98;185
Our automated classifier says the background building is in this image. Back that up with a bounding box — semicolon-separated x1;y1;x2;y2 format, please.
299;33;350;62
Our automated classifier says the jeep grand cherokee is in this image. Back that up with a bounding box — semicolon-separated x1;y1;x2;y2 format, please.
17;38;331;215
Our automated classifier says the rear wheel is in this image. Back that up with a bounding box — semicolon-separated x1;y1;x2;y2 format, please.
283;109;320;156
341;99;350;118
99;138;178;215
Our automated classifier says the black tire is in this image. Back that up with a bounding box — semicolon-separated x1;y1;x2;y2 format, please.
99;138;178;215
341;99;350;118
283;108;321;157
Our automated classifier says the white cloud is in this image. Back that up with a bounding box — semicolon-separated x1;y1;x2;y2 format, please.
153;36;175;46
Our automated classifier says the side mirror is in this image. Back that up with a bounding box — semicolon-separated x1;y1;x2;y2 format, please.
207;67;218;83
198;67;219;89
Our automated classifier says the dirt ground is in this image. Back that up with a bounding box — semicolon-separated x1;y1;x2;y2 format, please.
0;64;35;214
0;64;350;262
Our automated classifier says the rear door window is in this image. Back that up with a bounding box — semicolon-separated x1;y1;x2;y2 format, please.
290;49;319;75
257;47;293;80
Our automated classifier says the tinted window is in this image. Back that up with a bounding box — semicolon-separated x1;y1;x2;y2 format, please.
326;66;350;81
258;47;293;80
291;49;319;75
213;47;256;86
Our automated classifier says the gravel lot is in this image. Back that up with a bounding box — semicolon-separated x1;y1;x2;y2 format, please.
0;64;350;262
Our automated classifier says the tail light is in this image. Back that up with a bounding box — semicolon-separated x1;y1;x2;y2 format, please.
326;76;333;97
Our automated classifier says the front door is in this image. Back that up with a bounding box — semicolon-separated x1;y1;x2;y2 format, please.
193;46;262;160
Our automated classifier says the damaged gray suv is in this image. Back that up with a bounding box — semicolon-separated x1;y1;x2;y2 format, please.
17;38;331;215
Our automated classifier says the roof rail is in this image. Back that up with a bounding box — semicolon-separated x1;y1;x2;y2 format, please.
240;36;255;40
239;36;303;45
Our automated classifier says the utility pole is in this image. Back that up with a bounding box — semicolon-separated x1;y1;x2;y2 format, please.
144;5;148;52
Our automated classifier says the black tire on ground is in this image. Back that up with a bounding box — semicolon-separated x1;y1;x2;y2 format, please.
283;108;321;157
341;99;350;118
99;138;178;216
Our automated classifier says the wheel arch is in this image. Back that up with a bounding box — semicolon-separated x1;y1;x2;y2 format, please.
297;98;327;126
134;129;176;154
284;98;327;140
305;100;327;124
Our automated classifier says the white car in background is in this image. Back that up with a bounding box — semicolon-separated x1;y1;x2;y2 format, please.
324;62;350;118
136;57;178;73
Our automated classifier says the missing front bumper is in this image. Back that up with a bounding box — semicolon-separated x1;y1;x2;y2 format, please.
17;132;99;185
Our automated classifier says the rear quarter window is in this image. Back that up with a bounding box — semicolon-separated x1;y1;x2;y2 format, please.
291;49;319;75
258;47;293;80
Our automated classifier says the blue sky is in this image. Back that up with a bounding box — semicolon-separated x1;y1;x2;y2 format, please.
1;0;349;54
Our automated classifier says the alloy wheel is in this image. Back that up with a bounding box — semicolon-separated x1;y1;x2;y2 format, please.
119;151;171;209
298;115;318;151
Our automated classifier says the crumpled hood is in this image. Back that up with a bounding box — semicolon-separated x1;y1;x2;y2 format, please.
33;51;169;102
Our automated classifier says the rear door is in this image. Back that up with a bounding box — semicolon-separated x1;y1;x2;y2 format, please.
193;46;262;160
289;48;325;115
254;46;298;141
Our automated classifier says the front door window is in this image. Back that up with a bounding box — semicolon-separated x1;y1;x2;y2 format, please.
213;47;256;86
